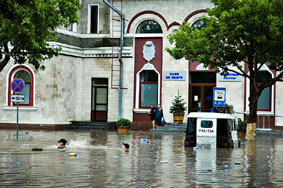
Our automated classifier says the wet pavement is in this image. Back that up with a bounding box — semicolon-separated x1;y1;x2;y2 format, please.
0;130;283;187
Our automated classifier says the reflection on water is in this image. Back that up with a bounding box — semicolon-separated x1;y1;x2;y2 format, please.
0;130;283;187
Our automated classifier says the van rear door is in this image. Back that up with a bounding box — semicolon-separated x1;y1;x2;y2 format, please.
196;118;217;148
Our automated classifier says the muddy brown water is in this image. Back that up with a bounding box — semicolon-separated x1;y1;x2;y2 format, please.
0;130;282;187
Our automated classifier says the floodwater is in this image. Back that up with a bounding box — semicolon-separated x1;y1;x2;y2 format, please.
0;130;283;188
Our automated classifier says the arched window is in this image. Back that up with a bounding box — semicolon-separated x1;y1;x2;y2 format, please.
136;20;162;34
139;70;158;108
257;71;272;111
191;19;206;30
8;66;34;106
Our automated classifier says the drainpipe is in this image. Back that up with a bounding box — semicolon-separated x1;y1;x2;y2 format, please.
103;0;125;120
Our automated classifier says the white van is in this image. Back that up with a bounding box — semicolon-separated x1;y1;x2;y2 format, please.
185;112;240;148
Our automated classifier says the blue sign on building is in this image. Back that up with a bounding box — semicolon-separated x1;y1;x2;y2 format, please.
164;71;186;81
213;87;226;107
218;72;242;82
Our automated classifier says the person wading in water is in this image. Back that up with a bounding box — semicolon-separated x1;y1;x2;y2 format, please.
149;104;157;129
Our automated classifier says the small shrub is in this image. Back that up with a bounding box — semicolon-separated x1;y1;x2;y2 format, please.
237;118;247;131
116;118;131;128
170;90;186;115
217;103;234;114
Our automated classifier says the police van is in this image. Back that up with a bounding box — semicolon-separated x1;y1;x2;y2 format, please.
185;112;240;148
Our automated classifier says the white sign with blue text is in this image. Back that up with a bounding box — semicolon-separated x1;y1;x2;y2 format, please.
213;87;226;107
218;72;242;82
164;71;186;81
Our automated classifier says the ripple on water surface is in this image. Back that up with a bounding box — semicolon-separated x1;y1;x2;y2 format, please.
0;130;283;187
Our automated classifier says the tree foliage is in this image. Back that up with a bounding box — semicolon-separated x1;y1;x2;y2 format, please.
0;0;81;71
167;0;283;123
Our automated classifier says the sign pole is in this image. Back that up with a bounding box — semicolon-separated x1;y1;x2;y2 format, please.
16;102;19;139
11;78;25;140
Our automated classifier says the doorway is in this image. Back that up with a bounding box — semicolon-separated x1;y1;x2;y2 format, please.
189;72;216;112
91;78;108;122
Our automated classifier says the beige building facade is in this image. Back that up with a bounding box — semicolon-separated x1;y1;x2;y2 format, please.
0;0;282;130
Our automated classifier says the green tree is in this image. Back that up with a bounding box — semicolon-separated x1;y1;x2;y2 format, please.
167;0;283;140
170;91;186;115
0;0;81;71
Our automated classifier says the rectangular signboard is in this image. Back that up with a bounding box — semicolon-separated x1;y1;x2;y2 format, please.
164;71;186;81
11;95;25;103
213;88;226;107
218;72;242;82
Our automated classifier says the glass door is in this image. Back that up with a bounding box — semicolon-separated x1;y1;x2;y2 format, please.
91;78;108;122
189;72;216;112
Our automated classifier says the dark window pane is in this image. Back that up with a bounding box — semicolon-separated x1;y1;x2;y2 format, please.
93;78;108;85
140;70;158;82
190;72;216;83
90;6;98;33
14;70;31;82
201;120;213;128
192;19;206;30
257;71;272;83
136;20;162;33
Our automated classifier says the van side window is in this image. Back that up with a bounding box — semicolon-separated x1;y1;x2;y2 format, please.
201;120;213;128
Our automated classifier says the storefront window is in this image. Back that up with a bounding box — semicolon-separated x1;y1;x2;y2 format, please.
140;70;158;107
136;20;162;33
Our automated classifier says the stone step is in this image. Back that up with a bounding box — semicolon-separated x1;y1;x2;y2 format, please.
69;122;116;130
150;129;186;133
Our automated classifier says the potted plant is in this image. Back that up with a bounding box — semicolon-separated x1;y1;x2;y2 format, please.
217;103;234;114
116;118;131;134
170;91;187;124
237;118;247;137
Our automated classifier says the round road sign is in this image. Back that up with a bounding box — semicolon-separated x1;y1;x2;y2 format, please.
11;79;25;93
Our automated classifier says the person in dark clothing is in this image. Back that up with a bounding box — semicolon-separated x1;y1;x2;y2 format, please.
149;104;157;129
154;104;164;127
57;139;67;150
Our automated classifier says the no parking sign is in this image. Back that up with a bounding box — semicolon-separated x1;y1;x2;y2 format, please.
11;78;25;93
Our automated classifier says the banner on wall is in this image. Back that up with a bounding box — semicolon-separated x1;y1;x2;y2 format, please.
164;71;186;81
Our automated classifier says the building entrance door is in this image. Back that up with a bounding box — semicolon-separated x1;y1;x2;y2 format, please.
91;78;108;122
189;72;216;112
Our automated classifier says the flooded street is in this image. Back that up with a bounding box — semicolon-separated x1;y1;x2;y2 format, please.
0;130;283;187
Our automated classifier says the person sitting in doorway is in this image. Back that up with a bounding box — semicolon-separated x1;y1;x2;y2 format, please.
57;139;67;150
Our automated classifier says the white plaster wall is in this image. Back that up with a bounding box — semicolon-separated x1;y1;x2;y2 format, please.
216;74;245;120
275;81;283;126
162;35;189;123
121;58;135;121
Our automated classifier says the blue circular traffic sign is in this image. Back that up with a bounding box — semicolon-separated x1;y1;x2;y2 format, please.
11;79;25;93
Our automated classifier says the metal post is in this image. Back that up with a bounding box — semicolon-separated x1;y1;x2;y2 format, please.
16;102;19;139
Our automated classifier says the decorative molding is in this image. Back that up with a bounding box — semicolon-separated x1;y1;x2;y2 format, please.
143;41;156;62
135;63;161;109
127;10;169;33
3;106;38;111
127;9;207;34
183;9;207;24
48;42;133;58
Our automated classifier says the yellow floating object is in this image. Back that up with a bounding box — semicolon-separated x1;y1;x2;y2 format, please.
69;153;77;157
176;163;182;166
